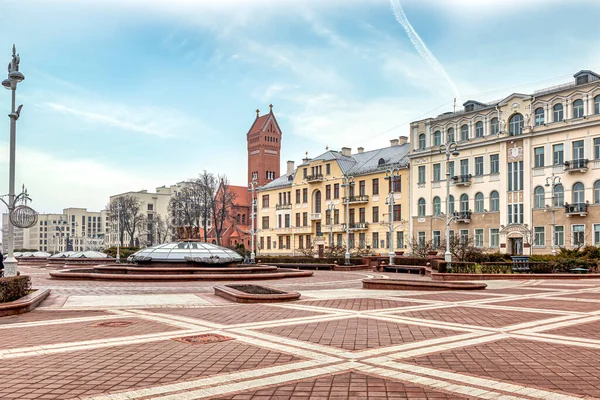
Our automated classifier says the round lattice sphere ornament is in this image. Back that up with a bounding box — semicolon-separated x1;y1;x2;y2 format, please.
10;205;38;228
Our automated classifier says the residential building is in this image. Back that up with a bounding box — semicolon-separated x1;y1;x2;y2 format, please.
409;70;600;254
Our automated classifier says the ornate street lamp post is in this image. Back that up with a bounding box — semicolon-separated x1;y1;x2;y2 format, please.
545;174;561;256
327;202;336;250
249;180;258;263
384;167;402;266
438;141;459;270
341;175;354;265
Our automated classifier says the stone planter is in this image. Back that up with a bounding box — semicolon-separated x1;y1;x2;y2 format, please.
0;289;50;317
213;284;300;303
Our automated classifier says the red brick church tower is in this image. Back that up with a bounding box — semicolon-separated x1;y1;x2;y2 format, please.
247;104;282;187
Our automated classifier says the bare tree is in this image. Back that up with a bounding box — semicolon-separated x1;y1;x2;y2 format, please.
198;170;217;242
169;180;203;240
212;176;237;246
107;195;145;247
409;236;436;258
154;214;171;244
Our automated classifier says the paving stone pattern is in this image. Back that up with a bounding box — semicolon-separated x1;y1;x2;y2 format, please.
298;298;424;311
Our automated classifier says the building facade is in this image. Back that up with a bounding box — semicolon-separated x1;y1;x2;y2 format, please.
409;70;600;255
256;139;410;257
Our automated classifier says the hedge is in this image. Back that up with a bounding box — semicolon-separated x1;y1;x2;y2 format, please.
0;275;31;303
255;256;364;265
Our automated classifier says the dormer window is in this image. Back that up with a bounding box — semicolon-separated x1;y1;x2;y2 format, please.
378;158;385;166
465;104;474;112
576;75;589;85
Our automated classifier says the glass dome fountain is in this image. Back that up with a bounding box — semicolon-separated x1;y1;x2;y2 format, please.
128;241;243;266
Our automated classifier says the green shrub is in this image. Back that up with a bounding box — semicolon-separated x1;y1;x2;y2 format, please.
450;263;477;274
103;247;139;259
255;256;364;265
580;246;600;260
0;275;31;303
529;263;554;274
480;264;512;274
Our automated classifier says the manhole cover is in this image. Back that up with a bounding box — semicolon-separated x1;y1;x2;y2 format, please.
173;334;233;345
92;321;136;328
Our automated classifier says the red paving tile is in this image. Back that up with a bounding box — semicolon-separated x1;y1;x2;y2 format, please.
0;339;301;400
491;298;600;312
0;318;181;350
546;319;600;340
396;306;555;327
150;304;328;325
214;371;467;399
298;298;424;311
395;292;502;302
258;317;460;351
0;310;113;325
483;288;560;295
535;284;600;290
405;338;600;398
554;291;600;300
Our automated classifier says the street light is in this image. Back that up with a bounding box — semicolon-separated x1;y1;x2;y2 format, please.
384;166;402;266
249;179;258;263
1;45;24;277
545;173;561;256
439;141;460;270
115;203;121;263
326;202;336;250
341;175;355;265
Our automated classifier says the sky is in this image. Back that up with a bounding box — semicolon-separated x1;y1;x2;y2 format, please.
0;0;599;214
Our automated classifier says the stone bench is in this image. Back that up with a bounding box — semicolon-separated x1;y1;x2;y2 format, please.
382;265;426;276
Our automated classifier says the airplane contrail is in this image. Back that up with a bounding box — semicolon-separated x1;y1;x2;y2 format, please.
390;0;460;99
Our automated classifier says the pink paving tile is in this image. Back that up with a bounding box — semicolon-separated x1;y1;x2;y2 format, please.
491;298;600;312
545;319;600;340
483;288;561;295
298;298;424;311
0;310;113;325
554;291;600;300
395;292;502;302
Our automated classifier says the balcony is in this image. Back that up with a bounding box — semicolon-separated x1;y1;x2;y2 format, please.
305;174;324;182
324;223;345;232
310;213;322;221
275;203;292;211
452;174;472;187
453;211;472;223
341;222;369;231
564;159;589;173
342;195;369;204
564;202;589;217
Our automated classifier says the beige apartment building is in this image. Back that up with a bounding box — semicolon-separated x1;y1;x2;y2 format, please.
409;70;600;255
256;139;410;256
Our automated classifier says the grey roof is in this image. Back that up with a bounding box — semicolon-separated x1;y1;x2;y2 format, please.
259;173;295;191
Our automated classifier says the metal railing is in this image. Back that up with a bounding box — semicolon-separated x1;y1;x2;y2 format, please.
341;222;369;230
275;203;292;210
453;211;472;222
305;174;324;182
564;159;589;171
564;202;589;215
452;174;472;185
342;195;369;203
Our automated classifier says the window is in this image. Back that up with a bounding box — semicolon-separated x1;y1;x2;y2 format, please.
396;231;405;248
334;184;340;199
555;226;564;247
554;184;564;207
296;213;301;227
534;147;544;168
303;212;308;226
509;113;524;135
573;99;584;118
459;159;469;176
393;204;402;221
535;107;545;125
349;233;355;248
475;121;483;138
459;230;469;244
433;130;441;146
448;195;455;214
418;232;426;246
490;191;499;211
392;176;401;192
433;231;441;248
460;124;468;141
325;185;331;200
298;235;304;249
573;225;585;247
372;178;379;195
262;216;269;229
302;188;308;203
334;209;339;224
433;197;441;215
490;228;499;248
418;198;426;216
573;182;585;203
507;203;524;224
448;161;455;178
573;140;584;160
372;232;379;249
534;227;545;247
595;181;600;204
553;144;564;165
553;103;564;122
534;186;545;208
359;233;366;248
433;163;441;181
303;168;307;178
475;192;484;212
359;207;366;223
284;214;290;228
262;195;269;208
475;157;483;176
594;138;600;160
326;163;331;175
418;133;426;150
594;224;600;246
507;161;524;191
359;180;366;196
595;95;600;114
447;127;455;143
474;229;484;248
418;166;426;184
491;117;499;135
296;189;301;203
460;194;469;211
490;154;499;174
349;209;355;224
372;206;379;223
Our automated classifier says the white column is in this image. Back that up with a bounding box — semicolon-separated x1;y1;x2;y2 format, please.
583;95;588;116
484;117;489;136
565;99;571;120
547;104;552;123
588;94;595;115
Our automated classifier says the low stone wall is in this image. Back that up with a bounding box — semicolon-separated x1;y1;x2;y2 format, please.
432;273;600;281
0;289;50;317
214;284;301;303
332;264;370;271
363;279;486;291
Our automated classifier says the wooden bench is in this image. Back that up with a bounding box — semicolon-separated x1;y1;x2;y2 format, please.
383;265;426;276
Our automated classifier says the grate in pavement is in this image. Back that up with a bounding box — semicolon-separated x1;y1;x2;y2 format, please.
92;321;137;328
173;334;234;345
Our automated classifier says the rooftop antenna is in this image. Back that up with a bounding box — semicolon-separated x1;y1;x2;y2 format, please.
453;98;456;113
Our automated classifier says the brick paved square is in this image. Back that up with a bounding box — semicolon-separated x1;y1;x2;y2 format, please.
258;317;461;351
404;338;600;397
298;298;424;311
491;298;600;312
396;306;554;327
0;318;181;350
395;292;502;302
483;288;559;295
0;310;114;325
0;339;301;399
554;291;600;300
150;304;329;325
214;371;467;399
545;319;600;340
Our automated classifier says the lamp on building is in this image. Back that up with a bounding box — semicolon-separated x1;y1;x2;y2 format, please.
439;141;460;270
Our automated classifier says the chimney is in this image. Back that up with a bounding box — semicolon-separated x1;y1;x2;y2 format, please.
357;147;364;154
341;147;352;157
398;136;408;145
287;160;295;176
390;139;399;147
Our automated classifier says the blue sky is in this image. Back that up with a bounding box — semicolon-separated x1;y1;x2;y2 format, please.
0;0;599;213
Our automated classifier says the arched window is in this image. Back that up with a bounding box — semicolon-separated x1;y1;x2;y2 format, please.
460;124;469;141
433;196;441;215
509;113;524;135
534;186;545;208
418;133;426;150
553;184;564;207
491;117;499;135
418;198;426;216
314;190;322;213
475;121;483;138
475;192;484;212
236;214;241;223
460;194;469;211
594;180;600;204
242;214;246;224
490;191;499;211
378;158;385;166
447;127;455;143
535;107;544;126
448;195;455;214
553;103;564;122
573;99;584;118
433;130;441;146
573;182;585;204
595;95;600;114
